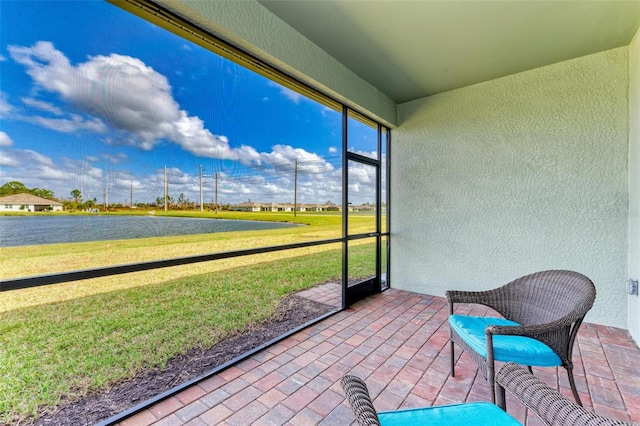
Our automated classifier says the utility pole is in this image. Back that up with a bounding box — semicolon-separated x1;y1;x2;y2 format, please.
130;182;133;210
215;172;218;214
294;158;298;217
164;166;168;213
104;183;108;209
199;165;203;212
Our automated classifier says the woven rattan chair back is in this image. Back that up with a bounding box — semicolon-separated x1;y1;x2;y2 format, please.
490;270;596;326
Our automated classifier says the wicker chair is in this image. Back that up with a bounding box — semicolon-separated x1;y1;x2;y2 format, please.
340;373;520;425
341;363;633;426
447;270;596;405
495;362;633;425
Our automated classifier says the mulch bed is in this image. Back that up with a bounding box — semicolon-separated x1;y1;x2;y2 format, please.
27;294;335;426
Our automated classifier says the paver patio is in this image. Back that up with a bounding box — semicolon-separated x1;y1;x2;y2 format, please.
118;286;640;426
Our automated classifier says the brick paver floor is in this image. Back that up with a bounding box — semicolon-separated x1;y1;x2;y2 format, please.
117;287;640;426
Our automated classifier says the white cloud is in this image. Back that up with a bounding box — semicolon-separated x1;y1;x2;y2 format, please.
21;97;63;115
0;131;13;147
8;41;238;159
0;150;19;167
37;164;72;180
280;87;304;104
0;147;104;200
259;144;334;175
269;81;304;104
328;146;338;154
350;149;378;159
0;93;13;116
0;148;63;187
29;114;107;133
22;149;54;167
101;152;128;164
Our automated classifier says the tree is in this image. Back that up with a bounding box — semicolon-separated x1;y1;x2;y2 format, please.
62;200;75;210
70;189;82;204
155;195;174;208
0;181;28;196
30;188;55;199
84;198;97;209
0;181;58;200
177;192;189;208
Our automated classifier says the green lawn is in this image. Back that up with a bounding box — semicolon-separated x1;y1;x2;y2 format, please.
0;211;379;423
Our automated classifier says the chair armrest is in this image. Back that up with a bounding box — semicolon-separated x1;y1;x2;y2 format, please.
340;375;381;426
446;288;504;306
486;319;573;359
485;319;566;338
496;363;633;426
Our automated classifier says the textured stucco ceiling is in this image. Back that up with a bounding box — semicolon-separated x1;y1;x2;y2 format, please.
258;0;640;104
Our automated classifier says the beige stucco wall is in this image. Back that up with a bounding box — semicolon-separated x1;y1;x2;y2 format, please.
629;28;640;342
155;0;397;127
392;48;629;327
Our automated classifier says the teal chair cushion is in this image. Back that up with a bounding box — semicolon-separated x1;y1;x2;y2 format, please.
378;401;521;426
449;315;561;367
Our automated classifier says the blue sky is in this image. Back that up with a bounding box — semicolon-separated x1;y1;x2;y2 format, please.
0;1;380;206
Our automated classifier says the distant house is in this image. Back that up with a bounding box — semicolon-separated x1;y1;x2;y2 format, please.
231;200;342;212
230;201;261;212
349;204;375;212
261;202;296;212
261;202;280;212
302;203;334;212
0;193;63;212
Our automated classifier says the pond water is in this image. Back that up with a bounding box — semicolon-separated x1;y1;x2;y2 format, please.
0;215;300;247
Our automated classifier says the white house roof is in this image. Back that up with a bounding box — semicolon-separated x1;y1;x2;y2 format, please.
0;193;62;205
